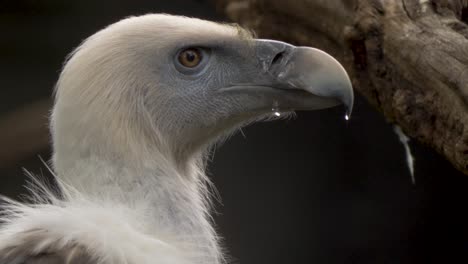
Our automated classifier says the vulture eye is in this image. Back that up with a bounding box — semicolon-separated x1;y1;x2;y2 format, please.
178;48;202;68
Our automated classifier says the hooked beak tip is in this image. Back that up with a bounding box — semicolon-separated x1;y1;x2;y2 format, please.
280;46;354;117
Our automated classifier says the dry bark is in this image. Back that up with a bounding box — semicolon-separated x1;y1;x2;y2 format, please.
215;0;468;175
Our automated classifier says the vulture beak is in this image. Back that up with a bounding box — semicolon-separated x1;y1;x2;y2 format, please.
258;39;354;117
226;39;354;118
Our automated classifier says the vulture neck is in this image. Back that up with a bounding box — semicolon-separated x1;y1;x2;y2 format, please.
53;127;221;263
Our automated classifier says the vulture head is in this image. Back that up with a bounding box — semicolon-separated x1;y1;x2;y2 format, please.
51;14;353;176
0;14;353;264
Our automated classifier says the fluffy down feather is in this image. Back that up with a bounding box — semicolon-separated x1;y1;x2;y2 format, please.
0;175;193;264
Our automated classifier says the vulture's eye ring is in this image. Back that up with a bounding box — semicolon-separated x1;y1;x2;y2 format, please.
178;48;202;68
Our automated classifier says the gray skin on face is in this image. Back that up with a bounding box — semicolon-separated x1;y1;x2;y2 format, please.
142;36;353;156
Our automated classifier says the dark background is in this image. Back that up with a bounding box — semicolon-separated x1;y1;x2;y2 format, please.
1;1;467;263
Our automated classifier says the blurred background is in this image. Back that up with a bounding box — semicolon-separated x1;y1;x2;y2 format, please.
1;1;467;263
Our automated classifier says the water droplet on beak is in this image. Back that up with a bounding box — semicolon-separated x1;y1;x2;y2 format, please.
272;105;281;117
345;114;349;121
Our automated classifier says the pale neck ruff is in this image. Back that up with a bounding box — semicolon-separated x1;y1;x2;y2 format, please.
52;141;221;264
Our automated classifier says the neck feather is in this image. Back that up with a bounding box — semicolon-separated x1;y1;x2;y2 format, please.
52;135;222;264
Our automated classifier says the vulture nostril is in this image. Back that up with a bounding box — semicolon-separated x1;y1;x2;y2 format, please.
271;51;285;66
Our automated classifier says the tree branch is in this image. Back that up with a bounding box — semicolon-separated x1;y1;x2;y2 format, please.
214;0;468;175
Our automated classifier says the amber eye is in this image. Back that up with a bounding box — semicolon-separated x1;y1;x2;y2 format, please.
178;48;202;68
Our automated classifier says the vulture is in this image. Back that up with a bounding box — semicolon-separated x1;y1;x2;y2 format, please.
0;14;353;264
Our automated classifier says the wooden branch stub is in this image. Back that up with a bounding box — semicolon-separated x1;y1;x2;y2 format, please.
215;0;468;175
